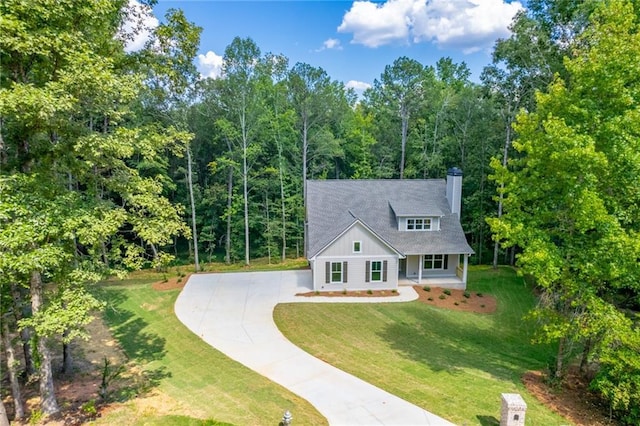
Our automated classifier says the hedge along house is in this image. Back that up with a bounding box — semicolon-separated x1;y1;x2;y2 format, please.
306;168;474;291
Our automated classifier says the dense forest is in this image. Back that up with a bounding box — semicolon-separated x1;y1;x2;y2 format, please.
1;0;639;424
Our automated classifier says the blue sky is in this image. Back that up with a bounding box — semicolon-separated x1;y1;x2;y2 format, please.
132;0;524;92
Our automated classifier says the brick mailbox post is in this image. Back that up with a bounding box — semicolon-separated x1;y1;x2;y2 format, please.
500;393;527;426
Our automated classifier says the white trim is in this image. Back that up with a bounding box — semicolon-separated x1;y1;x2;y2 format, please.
423;254;445;270
370;260;383;282
330;261;343;283
405;217;433;231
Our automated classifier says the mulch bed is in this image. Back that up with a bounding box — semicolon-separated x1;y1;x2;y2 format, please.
412;285;497;313
296;289;399;297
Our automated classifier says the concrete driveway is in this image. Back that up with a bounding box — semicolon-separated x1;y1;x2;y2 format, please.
174;270;454;426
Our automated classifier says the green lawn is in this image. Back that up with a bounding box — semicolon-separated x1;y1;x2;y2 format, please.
274;266;569;425
93;260;326;426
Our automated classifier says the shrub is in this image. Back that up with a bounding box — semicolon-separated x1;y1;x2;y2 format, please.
391;289;397;293
422;286;431;292
367;289;373;295
443;289;452;296
463;291;471;298
454;302;459;306
439;294;447;300
177;278;182;283
342;288;347;295
480;304;485;308
314;290;320;295
81;400;97;416
427;297;433;301
477;292;484;297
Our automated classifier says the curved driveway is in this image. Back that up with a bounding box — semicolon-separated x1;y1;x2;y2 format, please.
175;270;454;426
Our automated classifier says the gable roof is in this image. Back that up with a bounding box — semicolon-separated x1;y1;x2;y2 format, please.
309;216;403;260
306;179;474;258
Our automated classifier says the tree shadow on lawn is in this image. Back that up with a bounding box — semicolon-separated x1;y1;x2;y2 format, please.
377;304;549;382
476;415;500;426
96;287;168;364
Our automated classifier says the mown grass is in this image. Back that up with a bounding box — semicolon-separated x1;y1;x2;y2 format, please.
274;266;569;425
93;258;325;426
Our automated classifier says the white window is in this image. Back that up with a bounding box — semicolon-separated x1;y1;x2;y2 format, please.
424;254;446;270
406;218;432;231
370;261;382;281
353;241;361;253
331;262;343;283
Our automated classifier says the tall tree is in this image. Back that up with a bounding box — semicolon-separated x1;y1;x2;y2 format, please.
0;0;189;417
488;0;640;420
288;63;346;254
367;57;426;179
218;37;264;265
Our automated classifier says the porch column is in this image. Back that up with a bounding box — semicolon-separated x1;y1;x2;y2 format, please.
418;255;423;284
463;254;469;285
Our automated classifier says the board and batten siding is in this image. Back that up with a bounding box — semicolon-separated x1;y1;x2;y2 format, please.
312;222;399;291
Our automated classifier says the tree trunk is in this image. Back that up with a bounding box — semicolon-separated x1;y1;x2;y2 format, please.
225;166;233;264
399;107;408;180
0;399;9;426
2;318;25;420
279;162;287;262
493;109;512;269
242;142;250;266
30;271;60;416
10;282;34;376
580;337;593;375
61;329;73;375
186;147;200;272
554;336;566;381
265;193;271;264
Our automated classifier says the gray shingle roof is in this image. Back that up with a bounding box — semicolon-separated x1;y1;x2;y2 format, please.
306;179;474;258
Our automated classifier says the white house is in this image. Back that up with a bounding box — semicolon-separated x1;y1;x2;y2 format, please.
305;168;474;291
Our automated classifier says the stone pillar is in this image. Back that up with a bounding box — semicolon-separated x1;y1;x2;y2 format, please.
500;393;527;426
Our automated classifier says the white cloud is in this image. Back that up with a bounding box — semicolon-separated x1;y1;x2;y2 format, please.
198;51;224;79
324;38;343;50
345;80;372;91
338;0;414;47
338;0;523;53
120;0;159;53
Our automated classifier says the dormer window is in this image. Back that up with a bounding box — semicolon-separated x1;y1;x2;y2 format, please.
406;218;432;231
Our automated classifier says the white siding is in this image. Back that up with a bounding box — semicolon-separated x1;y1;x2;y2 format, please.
313;222;399;291
320;223;394;257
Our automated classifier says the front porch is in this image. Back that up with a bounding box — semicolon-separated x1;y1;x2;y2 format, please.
399;253;470;290
398;274;466;290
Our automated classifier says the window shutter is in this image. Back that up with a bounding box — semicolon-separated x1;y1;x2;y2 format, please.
343;261;348;283
444;255;449;269
365;261;370;282
325;262;330;283
383;260;388;282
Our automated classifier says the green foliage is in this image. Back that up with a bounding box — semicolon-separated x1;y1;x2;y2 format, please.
443;289;451;296
488;0;640;421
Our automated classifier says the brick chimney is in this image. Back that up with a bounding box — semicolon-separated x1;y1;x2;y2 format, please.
446;167;463;218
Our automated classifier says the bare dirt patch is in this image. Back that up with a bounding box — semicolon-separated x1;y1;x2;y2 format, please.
412;285;497;314
152;274;191;291
523;368;614;426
